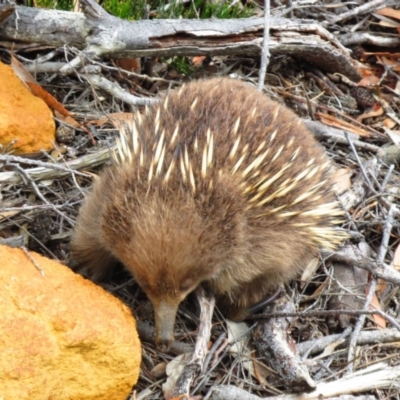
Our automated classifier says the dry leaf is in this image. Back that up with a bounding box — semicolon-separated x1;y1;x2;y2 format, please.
356;106;384;123
376;279;387;297
373;13;400;28
92;112;134;128
377;19;400;28
328;260;369;329
365;284;386;329
333;167;353;194
310;277;329;298
192;56;206;67
376;7;400;22
377;55;400;72
114;58;141;73
395;80;400;96
383;118;397;129
108;113;135;130
11;53;70;117
383;128;400;145
10;53;35;84
0;211;21;221
53;110;80;128
316;113;371;137
226;320;255;377
370;294;386;329
162;353;191;398
358;75;380;86
393;244;400;271
50;145;67;162
27;82;70;117
364;52;400;58
317;338;346;358
300;257;320;285
252;359;271;385
357;64;383;79
91;116;110;126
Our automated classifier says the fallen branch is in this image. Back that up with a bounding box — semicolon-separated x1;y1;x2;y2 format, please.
0;0;360;80
0;148;111;185
253;294;315;389
297;328;400;357
210;362;400;400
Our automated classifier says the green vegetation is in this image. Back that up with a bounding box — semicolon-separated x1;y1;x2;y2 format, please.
30;0;254;20
168;56;199;76
31;0;74;10
101;0;148;20
155;0;254;20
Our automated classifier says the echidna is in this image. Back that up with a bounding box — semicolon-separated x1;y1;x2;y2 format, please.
70;78;347;350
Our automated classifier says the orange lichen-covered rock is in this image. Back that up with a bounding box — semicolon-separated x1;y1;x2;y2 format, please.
0;244;141;400
0;61;55;154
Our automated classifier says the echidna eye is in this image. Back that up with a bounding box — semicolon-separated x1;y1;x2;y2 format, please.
179;279;194;292
136;278;150;293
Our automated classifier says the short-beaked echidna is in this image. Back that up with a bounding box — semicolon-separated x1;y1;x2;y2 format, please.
70;78;347;350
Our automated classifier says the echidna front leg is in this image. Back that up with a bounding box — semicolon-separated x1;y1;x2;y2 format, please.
69;190;118;281
69;232;118;281
242;287;282;316
217;278;283;321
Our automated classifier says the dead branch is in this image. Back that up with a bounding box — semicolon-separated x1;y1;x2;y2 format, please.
284;363;400;400
0;0;360;80
253;294;316;390
0;2;15;24
210;385;377;400
211;362;399;400
0;148;110;185
297;328;400;357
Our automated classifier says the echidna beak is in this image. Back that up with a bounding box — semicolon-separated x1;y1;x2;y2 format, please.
154;300;179;352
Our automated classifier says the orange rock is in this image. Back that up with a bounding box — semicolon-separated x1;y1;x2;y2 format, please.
0;61;55;154
0;245;141;400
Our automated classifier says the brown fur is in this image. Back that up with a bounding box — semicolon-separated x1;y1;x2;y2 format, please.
70;78;346;348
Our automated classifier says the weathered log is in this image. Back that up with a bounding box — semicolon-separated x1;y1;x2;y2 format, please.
0;0;360;80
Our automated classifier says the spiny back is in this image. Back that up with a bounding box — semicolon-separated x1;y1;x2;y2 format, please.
111;78;345;252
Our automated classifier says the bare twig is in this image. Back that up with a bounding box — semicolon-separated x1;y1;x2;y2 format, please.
85;72;156;107
22;246;45;276
0;148;110;185
165;288;215;398
323;0;387;27
328;251;400;286
9;163;75;226
298;328;400;357
258;0;270;91
347;204;395;373
0;154;92;178
248;308;395;321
